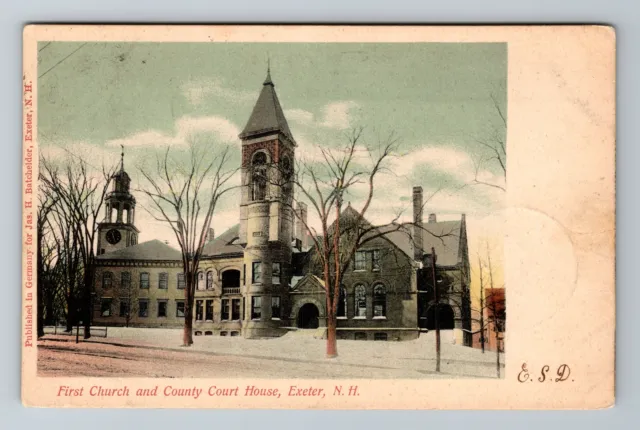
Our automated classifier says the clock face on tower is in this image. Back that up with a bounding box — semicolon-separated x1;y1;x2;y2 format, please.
106;229;122;245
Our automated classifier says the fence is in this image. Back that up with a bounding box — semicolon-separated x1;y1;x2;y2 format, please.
43;325;108;338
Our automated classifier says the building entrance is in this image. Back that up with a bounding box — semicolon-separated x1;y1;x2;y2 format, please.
297;303;320;329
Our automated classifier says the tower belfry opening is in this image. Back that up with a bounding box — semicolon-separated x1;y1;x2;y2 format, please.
97;148;140;254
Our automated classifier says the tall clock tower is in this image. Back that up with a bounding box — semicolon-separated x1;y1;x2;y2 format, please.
97;149;139;255
239;67;296;338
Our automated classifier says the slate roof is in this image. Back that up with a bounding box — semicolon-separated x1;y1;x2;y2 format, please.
239;69;295;143
201;224;244;258
96;239;181;261
325;205;465;267
420;220;463;267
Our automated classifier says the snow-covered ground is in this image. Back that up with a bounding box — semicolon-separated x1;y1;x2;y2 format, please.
99;327;505;379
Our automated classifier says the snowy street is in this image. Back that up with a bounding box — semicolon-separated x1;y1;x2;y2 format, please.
39;328;504;379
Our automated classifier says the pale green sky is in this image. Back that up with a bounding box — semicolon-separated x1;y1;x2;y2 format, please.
38;42;507;258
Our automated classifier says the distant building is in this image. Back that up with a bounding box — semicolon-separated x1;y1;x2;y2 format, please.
93;69;472;344
471;288;505;352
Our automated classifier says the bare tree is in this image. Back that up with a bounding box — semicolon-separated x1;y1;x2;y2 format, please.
138;142;236;347
276;127;424;358
40;156;116;338
484;245;505;378
36;179;59;337
476;253;486;353
471;90;507;191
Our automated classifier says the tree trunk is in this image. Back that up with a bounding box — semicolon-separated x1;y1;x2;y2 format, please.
65;297;74;332
44;285;55;326
495;329;501;378
183;280;194;346
431;249;441;372
83;267;93;339
183;316;193;346
326;314;337;358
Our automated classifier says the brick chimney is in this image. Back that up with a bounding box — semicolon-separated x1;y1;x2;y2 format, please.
412;186;424;260
428;213;437;223
206;228;215;242
295;202;308;249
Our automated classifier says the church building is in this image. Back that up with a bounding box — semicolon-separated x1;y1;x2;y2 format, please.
92;69;472;345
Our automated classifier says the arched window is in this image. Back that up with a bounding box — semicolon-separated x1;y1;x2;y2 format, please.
354;284;367;318
251;151;267;201
337;285;347;318
197;271;205;291
373;284;387;318
206;271;214;290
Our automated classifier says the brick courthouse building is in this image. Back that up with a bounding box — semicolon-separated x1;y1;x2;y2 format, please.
93;70;472;345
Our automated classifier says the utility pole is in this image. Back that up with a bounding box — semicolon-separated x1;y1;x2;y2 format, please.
478;255;485;354
431;247;440;373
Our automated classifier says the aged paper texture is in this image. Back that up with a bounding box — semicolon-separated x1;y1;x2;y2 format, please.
21;25;615;409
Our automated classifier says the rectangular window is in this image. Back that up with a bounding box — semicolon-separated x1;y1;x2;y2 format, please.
251;296;262;320
232;299;241;321
176;300;185;318
222;299;230;321
102;272;112;289
138;300;149;317
119;300;130;317
121;272;131;290
177;273;185;289
354;251;366;271
157;300;167;318
372;250;381;271
252;262;262;284
374;333;388;341
206;300;214;321
140;272;150;289
272;262;281;285
100;298;112;317
195;300;204;321
337;287;347;318
271;296;281;319
158;272;168;289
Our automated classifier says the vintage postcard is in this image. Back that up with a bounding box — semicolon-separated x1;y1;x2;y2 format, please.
21;25;615;409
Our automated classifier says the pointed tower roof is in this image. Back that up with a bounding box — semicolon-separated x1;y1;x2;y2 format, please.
239;67;295;144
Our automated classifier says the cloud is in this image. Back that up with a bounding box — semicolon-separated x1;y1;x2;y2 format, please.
182;79;255;106
284;101;360;131
39;140;120;166
394;145;504;190
284;109;314;124
105;115;241;148
320;101;359;129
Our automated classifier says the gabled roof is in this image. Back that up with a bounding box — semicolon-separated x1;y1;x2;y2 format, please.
290;273;325;291
239;69;295;144
201;224;244;258
97;239;181;261
324;205;465;267
421;220;463;267
378;220;463;266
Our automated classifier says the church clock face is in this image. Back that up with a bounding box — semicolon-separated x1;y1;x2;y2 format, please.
106;229;122;245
